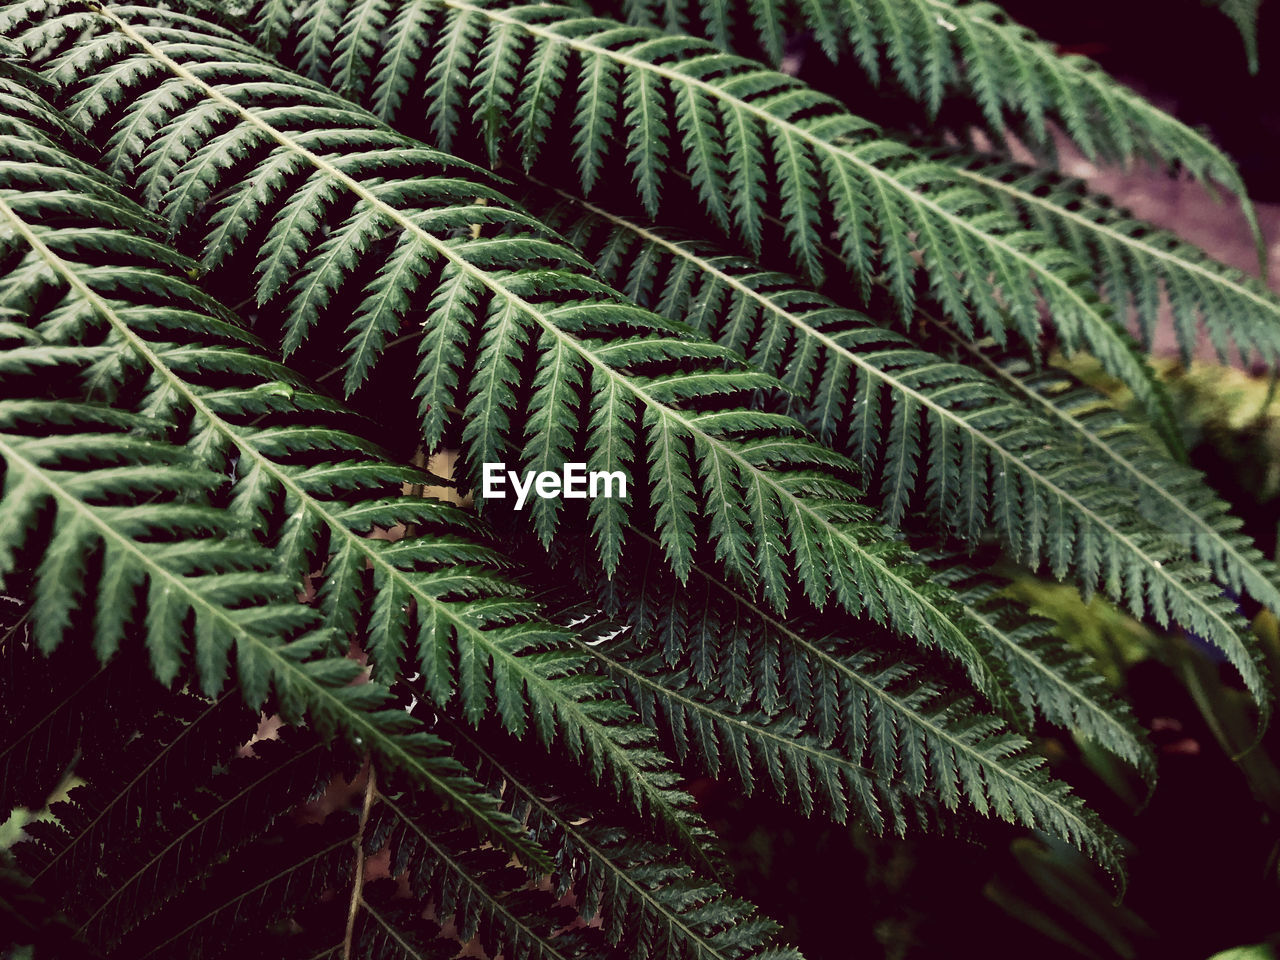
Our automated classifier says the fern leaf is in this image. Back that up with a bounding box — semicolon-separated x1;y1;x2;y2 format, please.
564;607;936;832
0;418;534;864
937;324;1280;622
930;559;1155;779
13;5;1014;705
17;689;596;959
424;4;483;149
225;0;1188;454
0;637;126;817
1213;0;1262;73
297;0;348;81
343;228;434;393
472;17;523;162
599;0;1258;225
332;0;394;94
549;197;1272;717
347;881;459;960
534;526;1127;883
951;157;1280;371
122;813;361;958
375;0;437;119
250;0;296;52
445;719;808;960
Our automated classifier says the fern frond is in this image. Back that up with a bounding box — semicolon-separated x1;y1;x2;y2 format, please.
561;606;944;832
249;0;295;53
928;558;1155;779
544;527;1127;885
6;4;1014;706
444;719;807;960
0;637;613;960
343;879;458;960
241;0;1192;453
2;73;725;873
0;96;551;869
547;197;1271;718
948;157;1280;370
0;309;540;879
935;323;1280;621
596;0;1259;219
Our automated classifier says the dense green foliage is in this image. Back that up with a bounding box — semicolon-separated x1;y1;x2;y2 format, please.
0;0;1276;957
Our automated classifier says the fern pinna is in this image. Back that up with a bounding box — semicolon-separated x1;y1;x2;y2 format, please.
2;0;1279;957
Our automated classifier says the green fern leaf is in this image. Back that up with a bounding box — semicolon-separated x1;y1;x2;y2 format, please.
937;324;1280;623
950;157;1280;372
425;4;483;149
604;0;1258;228
930;559;1155;779
2;640;338;954
549;197;1272;717
563;607;938;831
446;719;808;960
9;4;1013;706
332;0;393;94
375;0;438;119
531;526;1128;883
229;0;1188;455
10;672;600;958
0;327;543;887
